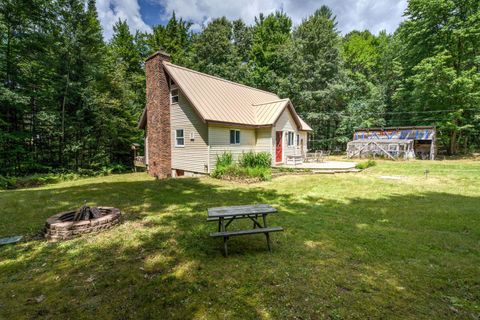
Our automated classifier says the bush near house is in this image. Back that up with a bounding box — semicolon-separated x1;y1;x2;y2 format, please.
212;151;272;181
355;159;377;170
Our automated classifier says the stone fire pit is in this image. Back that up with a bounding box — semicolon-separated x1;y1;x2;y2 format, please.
45;206;121;241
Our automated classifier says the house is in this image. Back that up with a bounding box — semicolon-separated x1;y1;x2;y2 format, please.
138;51;313;178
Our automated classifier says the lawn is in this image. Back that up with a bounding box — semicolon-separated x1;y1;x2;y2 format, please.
0;160;479;319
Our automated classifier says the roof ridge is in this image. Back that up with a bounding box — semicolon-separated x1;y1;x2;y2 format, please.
163;61;279;97
252;98;290;106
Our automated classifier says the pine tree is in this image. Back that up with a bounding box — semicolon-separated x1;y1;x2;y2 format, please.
288;6;342;149
249;11;292;91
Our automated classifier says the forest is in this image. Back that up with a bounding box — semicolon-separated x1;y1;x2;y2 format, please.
1;0;479;176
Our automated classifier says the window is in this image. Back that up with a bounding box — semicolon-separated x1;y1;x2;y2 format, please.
287;132;295;146
175;129;184;147
296;134;300;146
171;89;179;103
230;130;240;144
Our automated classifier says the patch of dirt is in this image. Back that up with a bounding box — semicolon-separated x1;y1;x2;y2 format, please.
379;175;405;180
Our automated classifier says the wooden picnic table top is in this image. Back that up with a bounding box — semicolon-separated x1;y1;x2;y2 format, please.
207;204;277;218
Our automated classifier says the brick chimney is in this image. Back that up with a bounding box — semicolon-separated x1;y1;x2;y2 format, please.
145;51;172;178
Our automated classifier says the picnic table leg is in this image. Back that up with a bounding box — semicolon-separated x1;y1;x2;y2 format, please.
223;236;228;256
253;214;257;229
262;214;272;252
220;217;228;257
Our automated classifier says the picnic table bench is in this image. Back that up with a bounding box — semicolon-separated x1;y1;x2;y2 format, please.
207;204;283;256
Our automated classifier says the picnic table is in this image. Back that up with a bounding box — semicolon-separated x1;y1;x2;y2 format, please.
207;204;283;256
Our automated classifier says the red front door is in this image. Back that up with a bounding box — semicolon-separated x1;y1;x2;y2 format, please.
276;131;283;162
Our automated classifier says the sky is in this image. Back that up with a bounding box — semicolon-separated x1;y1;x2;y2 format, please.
96;0;408;40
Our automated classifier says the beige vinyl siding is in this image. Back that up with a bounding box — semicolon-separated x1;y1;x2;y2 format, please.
299;131;308;155
273;109;307;162
255;127;273;153
255;127;274;164
208;125;259;171
170;92;208;173
275;108;295;132
274;108;303;162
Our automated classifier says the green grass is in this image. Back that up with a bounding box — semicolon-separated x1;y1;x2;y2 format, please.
0;160;479;319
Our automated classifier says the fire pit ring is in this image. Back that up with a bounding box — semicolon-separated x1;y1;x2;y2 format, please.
45;207;121;241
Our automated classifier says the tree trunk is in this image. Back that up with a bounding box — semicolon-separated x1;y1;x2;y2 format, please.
31;85;38;163
449;130;457;155
60;71;69;167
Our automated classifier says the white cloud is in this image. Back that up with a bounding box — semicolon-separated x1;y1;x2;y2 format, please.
96;0;152;40
95;0;408;39
157;0;407;34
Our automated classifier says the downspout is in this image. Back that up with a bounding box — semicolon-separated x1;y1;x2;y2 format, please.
208;144;211;174
270;126;274;166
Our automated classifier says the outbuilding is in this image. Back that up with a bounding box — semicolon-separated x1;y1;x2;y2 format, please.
347;126;436;160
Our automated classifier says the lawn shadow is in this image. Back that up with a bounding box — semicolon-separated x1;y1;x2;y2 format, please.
1;176;479;319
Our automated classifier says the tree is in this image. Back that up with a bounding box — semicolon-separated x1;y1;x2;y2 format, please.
393;0;480;153
110;19;142;74
287;6;342;149
249;11;292;91
341;30;379;81
146;12;192;64
190;17;247;82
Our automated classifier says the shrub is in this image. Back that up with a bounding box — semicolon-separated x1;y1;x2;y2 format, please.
0;165;131;190
356;160;377;170
239;151;271;168
212;151;272;181
0;175;16;189
100;164;129;176
216;152;233;167
221;165;271;181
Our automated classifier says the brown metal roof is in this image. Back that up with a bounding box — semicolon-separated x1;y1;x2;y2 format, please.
298;117;313;131
139;61;312;131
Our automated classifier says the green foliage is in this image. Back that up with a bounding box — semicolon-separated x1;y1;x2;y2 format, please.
145;12;192;64
355;160;377;170
238;151;271;168
0;164;129;190
0;173;77;190
215;152;233;167
392;0;480;154
0;0;144;176
342;30;379;79
226;165;271;181
212;151;272;181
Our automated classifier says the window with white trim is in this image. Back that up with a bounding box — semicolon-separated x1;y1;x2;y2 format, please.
175;129;184;147
171;88;179;103
296;134;300;146
230;130;240;144
287;132;295;146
